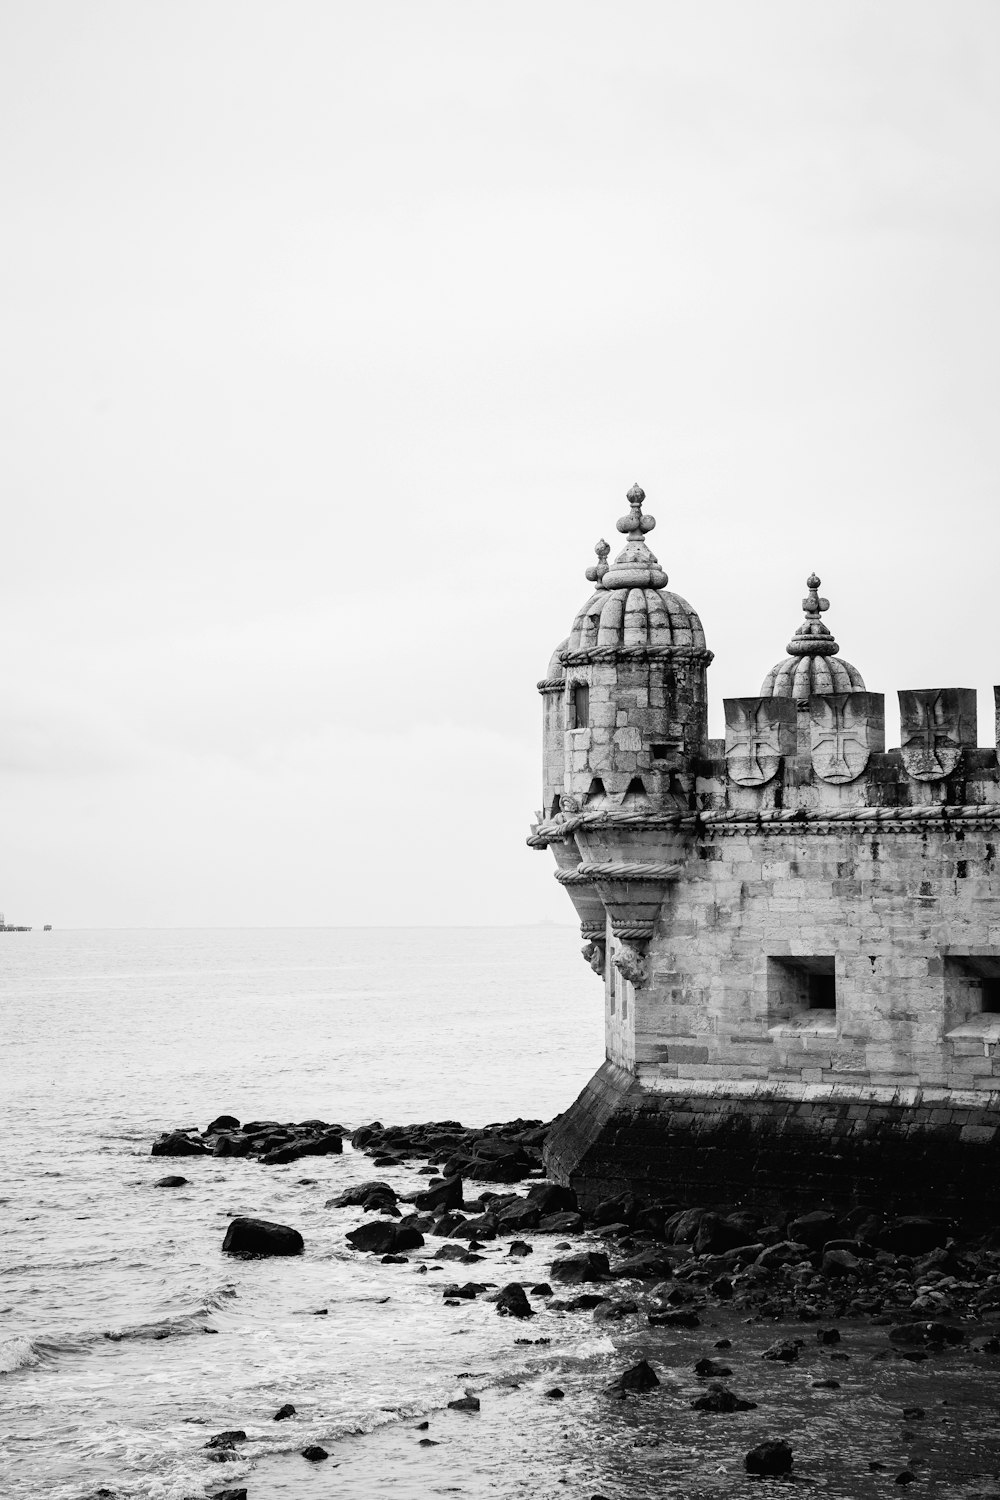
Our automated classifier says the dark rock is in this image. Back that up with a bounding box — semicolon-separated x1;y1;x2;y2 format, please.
694;1212;757;1257
745;1439;793;1475
209;1490;247;1500
550;1251;610;1284
755;1240;810;1271
817;1327;841;1344
151;1131;208;1158
495;1284;534;1319
530;1283;552;1297
888;1321;965;1347
381;1254;409;1264
544;1387;565;1399
538;1211;584;1234
299;1131;344;1156
432;1212;467;1237
615;1359;659;1393
448;1395;481;1411
302;1445;329;1461
593;1299;638;1323
393;1223;425;1252
212;1133;254;1157
823;1248;862;1277
788;1210;839;1249
273;1403;296;1420
693;1384;757;1413
694;1358;732;1377
762;1340;800;1363
495;1201;541;1233
207;1114;241;1132
879;1218;949;1256
902;1406;925;1420
261;1144;306;1165
154;1175;188;1188
563;1293;607;1311
525;1182;578;1215
648;1308;700;1328
418;1437;439;1446
440;1282;481;1299
346;1221;399;1255
812;1379;841;1389
710;1275;734;1300
448;1214;497;1241
329;1181;398;1211
411;1175;464;1213
507;1240;532;1257
205;1430;247;1450
610;1249;674;1281
896;1472;915;1486
435;1243;472;1261
666;1207;709;1243
222;1217;303;1256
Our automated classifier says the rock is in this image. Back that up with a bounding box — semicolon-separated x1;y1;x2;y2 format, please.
648;1309;700;1328
393;1223;425;1252
538;1211;584;1234
902;1406;925;1420
411;1175;464;1213
812;1379;840;1389
666;1207;709;1243
593;1299;638;1323
879;1218;949;1256
694;1358;732;1377
544;1387;565;1399
788;1210;840;1249
346;1221;399;1255
896;1472;915;1486
448;1214;497;1241
694;1213;757;1257
550;1251;610;1284
817;1327;841;1344
299;1131;344;1156
495;1284;534;1319
273;1403;296;1420
562;1293;607;1311
761;1340;800;1363
261;1144;306;1165
755;1240;810;1271
525;1182;578;1215
432;1212;467;1237
212;1133;253;1157
615;1359;659;1393
593;1193;643;1227
440;1282;481;1299
154;1175;188;1188
435;1243;472;1261
206;1114;240;1132
823;1247;862;1277
745;1439;793;1475
205;1430;247;1450
418;1437;439;1446
495;1201;541;1233
222;1217;303;1256
209;1489;247;1500
302;1445;329;1461
508;1241;533;1257
610;1249;674;1281
330;1180;398;1211
710;1275;734;1300
448;1395;481;1411
530;1283;552;1297
888;1321;965;1347
692;1385;757;1413
151;1131;208;1158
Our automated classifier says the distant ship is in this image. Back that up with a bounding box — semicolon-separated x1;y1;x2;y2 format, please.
0;912;31;932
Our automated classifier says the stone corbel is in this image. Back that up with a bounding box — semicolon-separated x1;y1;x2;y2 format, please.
612;940;649;988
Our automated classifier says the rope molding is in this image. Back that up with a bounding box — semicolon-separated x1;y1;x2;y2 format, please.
555;860;683;884
610;924;656;941
560;645;714;667
529;803;1000;849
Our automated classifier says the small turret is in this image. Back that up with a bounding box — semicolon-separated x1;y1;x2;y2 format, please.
760;574;865;701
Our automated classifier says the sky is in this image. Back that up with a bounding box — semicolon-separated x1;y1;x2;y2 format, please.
1;1;999;927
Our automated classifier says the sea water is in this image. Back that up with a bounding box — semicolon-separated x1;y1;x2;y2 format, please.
4;928;1000;1500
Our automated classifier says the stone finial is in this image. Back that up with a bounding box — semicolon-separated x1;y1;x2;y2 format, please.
585;538;611;586
617;482;657;537
785;573;840;658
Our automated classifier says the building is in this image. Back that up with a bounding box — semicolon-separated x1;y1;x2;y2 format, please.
530;484;1000;1215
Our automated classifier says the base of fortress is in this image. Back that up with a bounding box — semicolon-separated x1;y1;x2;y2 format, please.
544;1061;1000;1221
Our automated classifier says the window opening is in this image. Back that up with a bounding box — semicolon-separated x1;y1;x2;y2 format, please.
982;978;1000;1014
570;682;589;729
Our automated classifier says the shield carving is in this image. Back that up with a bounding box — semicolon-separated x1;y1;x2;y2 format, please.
724;697;796;787
899;688;977;782
809;692;884;784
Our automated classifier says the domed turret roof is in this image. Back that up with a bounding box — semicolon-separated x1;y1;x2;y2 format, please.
564;484;707;656
760;574;864;701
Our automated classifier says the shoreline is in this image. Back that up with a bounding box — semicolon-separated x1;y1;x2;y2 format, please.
139;1113;1000;1500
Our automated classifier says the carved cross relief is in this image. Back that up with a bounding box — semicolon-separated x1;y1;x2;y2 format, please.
809;693;884;784
724;698;796;787
899;688;976;782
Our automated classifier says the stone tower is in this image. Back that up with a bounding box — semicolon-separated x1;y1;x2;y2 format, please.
531;484;1000;1218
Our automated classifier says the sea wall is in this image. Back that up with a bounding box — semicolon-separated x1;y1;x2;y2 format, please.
545;1061;1000;1219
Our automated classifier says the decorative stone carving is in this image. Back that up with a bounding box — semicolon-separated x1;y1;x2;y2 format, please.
612;942;648;988
994;686;1000;756
582;938;606;975
899;688;977;782
724;697;797;787
809;692;885;784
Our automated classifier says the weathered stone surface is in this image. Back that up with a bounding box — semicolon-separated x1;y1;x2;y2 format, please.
745;1439;792;1475
151;1131;209;1158
550;1251;610;1284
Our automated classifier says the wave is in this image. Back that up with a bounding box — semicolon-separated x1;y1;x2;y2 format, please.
1;1253;120;1277
1;1286;238;1371
0;1332;95;1374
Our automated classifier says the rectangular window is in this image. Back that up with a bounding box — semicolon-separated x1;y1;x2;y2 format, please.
944;955;1000;1025
570;682;589;730
767;955;836;1026
983;979;1000;1014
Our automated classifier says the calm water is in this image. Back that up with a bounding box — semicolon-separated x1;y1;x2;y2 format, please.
3;928;999;1500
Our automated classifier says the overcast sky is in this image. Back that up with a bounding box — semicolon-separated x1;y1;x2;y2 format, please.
2;2;999;927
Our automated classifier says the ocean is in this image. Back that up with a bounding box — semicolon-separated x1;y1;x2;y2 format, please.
4;927;999;1500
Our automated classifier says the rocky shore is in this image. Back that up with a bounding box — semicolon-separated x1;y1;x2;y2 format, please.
145;1113;1000;1499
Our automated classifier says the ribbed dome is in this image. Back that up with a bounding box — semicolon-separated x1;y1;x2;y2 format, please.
761;574;864;701
542;639;568;683
563;484;707;655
